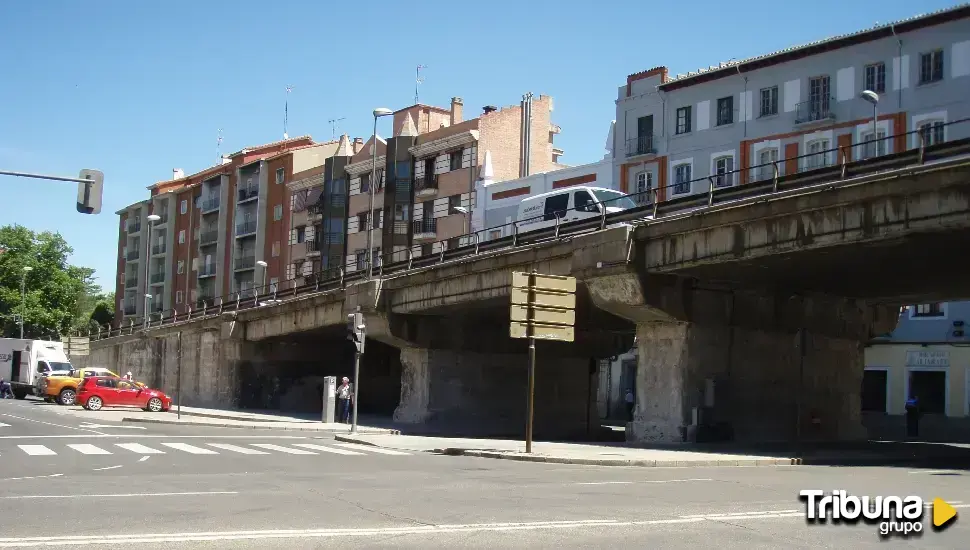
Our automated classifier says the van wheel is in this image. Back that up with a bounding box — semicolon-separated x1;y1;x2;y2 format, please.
58;388;77;406
13;389;27;400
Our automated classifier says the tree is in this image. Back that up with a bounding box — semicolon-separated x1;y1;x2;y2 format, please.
0;225;105;340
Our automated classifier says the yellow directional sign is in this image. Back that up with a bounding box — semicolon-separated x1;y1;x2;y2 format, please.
510;321;575;342
510;304;576;325
64;337;90;357
512;272;577;293
510;287;576;310
933;497;957;528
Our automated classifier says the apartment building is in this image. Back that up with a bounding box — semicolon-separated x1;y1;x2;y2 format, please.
613;4;970;202
113;136;334;324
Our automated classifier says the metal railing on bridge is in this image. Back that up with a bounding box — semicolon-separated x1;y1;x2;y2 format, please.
88;118;970;340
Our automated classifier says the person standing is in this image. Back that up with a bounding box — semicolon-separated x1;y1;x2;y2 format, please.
624;388;635;420
336;377;353;423
905;395;921;438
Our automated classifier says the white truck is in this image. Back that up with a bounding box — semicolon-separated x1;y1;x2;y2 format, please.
0;339;74;399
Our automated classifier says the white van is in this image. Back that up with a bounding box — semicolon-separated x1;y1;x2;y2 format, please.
0;339;73;399
515;186;641;232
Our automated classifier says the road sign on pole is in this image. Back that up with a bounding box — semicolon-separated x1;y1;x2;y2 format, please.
347;309;366;434
64;336;90;357
509;271;577;453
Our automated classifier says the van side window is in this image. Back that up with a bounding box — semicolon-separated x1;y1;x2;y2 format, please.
543;194;569;221
37;362;49;374
573;190;598;213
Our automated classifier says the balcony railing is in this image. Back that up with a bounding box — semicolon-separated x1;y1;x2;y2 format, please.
236;221;257;236
795;97;835;124
414;174;438;194
151;243;166;255
412;218;437;236
306;239;320;254
127;222;141;234
149;272;165;285
125;277;138;288
234;256;255;270
625;135;657;157
238;186;258;203
126;250;140;261
199;264;217;277
202;198;220;213
200;230;219;245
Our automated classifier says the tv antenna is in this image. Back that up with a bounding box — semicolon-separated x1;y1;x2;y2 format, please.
415;64;427;104
328;117;346;140
283;85;293;139
216;129;224;161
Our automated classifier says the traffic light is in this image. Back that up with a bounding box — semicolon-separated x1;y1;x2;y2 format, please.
347;312;365;354
77;169;104;215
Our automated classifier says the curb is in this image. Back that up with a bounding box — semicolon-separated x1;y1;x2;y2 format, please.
122;417;399;434
166;410;310;423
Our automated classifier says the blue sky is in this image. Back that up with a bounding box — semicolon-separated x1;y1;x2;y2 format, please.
0;0;957;291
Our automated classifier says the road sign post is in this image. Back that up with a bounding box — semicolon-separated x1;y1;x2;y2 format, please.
510;271;576;453
347;309;366;433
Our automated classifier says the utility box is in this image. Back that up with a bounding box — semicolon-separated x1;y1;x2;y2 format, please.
322;376;337;423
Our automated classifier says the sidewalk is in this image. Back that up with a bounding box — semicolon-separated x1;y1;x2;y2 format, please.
118;405;397;434
333;433;970;468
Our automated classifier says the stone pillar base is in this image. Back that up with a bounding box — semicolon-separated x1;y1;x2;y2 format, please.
626;419;684;443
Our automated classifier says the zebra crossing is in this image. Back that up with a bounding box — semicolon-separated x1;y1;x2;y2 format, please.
1;441;412;458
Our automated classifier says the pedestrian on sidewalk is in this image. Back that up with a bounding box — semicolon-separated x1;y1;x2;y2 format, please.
905;395;921;438
625;388;635;420
0;378;13;399
337;377;353;423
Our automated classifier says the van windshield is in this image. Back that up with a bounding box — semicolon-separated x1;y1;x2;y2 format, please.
47;362;72;371
592;190;638;210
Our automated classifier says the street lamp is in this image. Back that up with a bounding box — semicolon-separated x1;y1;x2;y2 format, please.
145;213;161;317
143;293;152;329
367;107;393;279
256;260;268;295
20;266;32;339
860;90;879;157
451;205;469;245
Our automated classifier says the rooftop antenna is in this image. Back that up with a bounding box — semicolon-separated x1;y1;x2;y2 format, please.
415;64;427;104
216;128;224;161
283;85;293;139
328;117;346;140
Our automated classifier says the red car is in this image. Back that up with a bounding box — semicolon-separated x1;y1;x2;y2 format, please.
77;376;172;412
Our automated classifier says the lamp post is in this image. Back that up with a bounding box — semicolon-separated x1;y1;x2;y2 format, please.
20;266;32;339
860;90;880;157
144;213;161;323
143;294;152;329
451;205;469;245
367;107;393;278
256;260;268;295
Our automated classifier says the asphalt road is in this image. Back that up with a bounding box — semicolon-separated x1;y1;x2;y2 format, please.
2;397;969;548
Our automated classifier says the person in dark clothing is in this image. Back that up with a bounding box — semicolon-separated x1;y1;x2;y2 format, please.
0;378;12;399
905;395;921;438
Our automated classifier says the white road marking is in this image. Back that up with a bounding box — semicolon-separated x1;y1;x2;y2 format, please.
577;478;713;485
115;443;165;454
0;413;105;435
251;443;316;455
92;465;122;471
292;443;363;455
138;456;150;462
206;443;270;455
0;473;63;482
681;509;799;519
18;444;56;456
0;491;238;500
0;435;309;440
160;442;219;455
908;470;961;475
78;423;146;430
333;443;410;455
0;422;10;427
67;444;112;455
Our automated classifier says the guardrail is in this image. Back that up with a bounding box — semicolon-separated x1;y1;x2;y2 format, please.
87;118;970;341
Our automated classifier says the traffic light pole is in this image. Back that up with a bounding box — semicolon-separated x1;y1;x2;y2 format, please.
526;271;536;454
350;345;362;434
0;169;104;214
347;310;366;434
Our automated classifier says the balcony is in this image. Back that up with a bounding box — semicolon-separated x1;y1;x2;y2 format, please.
200;230;219;246
149;272;165;285
202;197;220;213
127;222;141;234
625;135;657;157
412;218;437;241
795;97;835;125
126;250;140;261
306;239;320;255
234;255;255;271
307;202;323;221
125;277;138;288
238;185;258;203
198;264;217;278
155;212;169;225
414;174;438;198
235;221;257;237
151;243;166;255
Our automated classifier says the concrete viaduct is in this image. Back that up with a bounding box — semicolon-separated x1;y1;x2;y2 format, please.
78;153;970;443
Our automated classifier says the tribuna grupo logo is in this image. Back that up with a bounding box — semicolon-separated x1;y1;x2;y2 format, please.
799;490;952;537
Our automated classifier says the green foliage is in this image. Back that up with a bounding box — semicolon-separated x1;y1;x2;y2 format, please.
0;224;110;340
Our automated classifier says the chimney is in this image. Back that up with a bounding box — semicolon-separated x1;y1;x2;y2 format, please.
450;97;463;124
483;105;497;115
173;168;184;180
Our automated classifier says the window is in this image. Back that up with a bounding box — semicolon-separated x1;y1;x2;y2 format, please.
488;230;502;240
372;247;381;268
861;130;887;159
806;140;830;170
449;150;463;171
177;260;184;274
634;171;652;205
675;106;691;134
273;204;282;221
809;76;831;117
394;203;409;221
448;195;462;212
296;226;306;244
176;290;183;304
861;369;888;413
919;50;944;84
178;200;186;215
864;63;886;93
757;148;779;181
574;190;597;212
275;168;285;184
269;277;278;293
354;249;366;271
272;241;280;257
716;96;733;126
543;194;569;221
759;86;778;117
178;230;185;244
360;172;370;193
914;303;945;317
673;163;691;195
918;121;945;146
372;209;381;229
713;156;734;187
357;213;367;232
424;158;435;179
